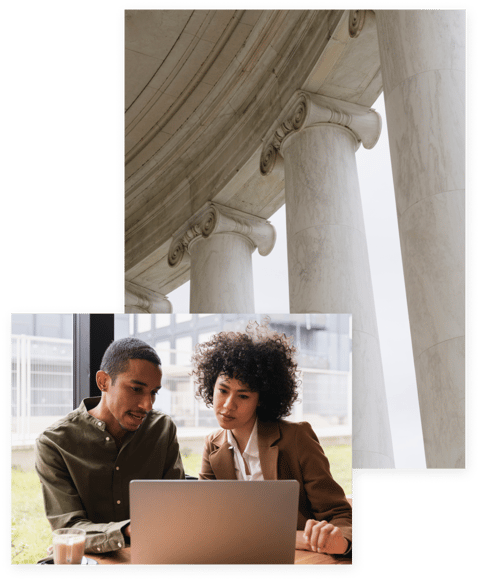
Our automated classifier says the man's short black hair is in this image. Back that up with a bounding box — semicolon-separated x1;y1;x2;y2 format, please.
100;337;161;383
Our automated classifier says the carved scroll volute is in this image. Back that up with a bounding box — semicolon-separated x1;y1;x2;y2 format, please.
168;205;218;268
260;90;382;176
259;143;279;177
260;93;309;176
349;10;366;38
168;203;276;268
168;223;201;268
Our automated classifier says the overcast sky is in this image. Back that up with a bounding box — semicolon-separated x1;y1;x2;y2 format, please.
170;94;425;469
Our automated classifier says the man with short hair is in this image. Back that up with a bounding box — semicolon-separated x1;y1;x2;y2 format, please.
35;337;185;554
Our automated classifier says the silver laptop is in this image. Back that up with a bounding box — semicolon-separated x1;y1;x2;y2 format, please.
130;480;300;564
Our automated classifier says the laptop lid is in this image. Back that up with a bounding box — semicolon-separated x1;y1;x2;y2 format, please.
130;479;300;564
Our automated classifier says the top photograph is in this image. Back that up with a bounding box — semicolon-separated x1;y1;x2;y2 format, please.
124;10;465;470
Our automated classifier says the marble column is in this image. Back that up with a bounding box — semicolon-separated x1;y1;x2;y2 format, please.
376;11;465;468
261;91;394;468
168;202;276;313
125;281;172;313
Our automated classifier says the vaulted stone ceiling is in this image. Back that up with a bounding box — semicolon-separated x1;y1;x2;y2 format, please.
125;9;382;297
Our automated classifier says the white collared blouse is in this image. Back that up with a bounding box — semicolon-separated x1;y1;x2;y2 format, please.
227;419;264;481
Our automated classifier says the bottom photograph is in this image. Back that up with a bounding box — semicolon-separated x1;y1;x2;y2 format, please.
11;313;352;565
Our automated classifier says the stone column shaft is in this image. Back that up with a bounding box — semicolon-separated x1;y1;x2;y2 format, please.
190;233;254;312
261;91;394;468
376;10;465;468
168;202;276;313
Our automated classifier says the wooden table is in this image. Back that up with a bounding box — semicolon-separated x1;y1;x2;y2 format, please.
86;534;351;565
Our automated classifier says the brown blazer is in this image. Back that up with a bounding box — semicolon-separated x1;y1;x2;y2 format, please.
199;419;352;543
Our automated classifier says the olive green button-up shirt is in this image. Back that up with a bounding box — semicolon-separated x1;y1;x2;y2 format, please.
34;397;185;554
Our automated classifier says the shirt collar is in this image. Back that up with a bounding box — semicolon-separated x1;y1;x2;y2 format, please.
79;397;105;427
80;396;101;411
227;418;260;457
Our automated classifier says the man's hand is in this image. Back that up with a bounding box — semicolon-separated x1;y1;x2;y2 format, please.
302;519;349;555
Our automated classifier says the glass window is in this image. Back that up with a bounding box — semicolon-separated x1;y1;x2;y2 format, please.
155;314;172;328
12;314;74;450
176;314;192;323
175;336;192;366
198;331;215;344
136;314;152;333
155;340;171;366
114;314;130;339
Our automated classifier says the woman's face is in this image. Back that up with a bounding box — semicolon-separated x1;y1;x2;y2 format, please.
213;375;259;433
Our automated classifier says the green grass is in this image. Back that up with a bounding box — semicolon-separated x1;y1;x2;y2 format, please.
11;469;51;564
323;445;352;496
181;451;203;477
11;445;350;564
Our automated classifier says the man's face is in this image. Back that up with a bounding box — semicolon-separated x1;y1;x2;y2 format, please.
101;359;162;432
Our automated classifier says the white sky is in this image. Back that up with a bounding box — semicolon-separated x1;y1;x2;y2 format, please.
169;94;425;469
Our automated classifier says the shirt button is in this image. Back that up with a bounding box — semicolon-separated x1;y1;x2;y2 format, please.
97;547;101;552
117;500;121;504
106;437;110;442
117;542;122;548
116;466;120;471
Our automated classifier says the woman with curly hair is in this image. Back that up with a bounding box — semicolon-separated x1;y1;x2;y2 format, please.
192;320;352;556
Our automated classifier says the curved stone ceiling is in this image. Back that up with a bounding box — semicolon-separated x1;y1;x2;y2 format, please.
125;9;382;297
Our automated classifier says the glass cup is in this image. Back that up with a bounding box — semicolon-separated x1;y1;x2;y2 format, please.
52;528;86;564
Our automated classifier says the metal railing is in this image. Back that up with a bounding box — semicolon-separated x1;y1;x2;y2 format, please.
11;335;73;446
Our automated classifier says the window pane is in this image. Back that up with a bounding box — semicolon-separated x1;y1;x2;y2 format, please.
136;314;152;333
11;314;73;462
155;341;171;366
176;314;192;323
198;331;215;344
175;336;192;366
155;314;171;328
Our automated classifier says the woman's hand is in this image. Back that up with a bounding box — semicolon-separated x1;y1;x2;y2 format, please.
302;519;349;555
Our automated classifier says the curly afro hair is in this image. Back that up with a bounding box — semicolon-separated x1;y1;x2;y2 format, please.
192;320;300;422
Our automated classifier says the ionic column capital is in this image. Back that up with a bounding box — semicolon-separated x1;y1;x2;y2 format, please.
348;10;367;38
260;90;382;176
125;282;172;313
168;202;276;268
